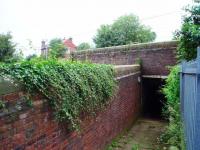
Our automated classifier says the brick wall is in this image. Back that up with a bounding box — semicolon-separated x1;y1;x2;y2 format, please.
0;66;141;150
72;41;177;75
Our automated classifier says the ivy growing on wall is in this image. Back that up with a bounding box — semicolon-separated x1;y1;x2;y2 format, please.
0;59;116;130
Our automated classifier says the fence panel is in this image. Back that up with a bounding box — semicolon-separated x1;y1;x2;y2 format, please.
180;47;200;150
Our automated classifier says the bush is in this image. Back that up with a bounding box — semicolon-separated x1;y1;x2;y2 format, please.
160;66;185;149
0;60;116;130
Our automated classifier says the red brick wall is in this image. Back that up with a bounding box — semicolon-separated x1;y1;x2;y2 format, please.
0;72;141;150
72;41;177;75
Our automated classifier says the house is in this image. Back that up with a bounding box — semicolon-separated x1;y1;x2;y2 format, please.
63;38;77;53
40;38;77;58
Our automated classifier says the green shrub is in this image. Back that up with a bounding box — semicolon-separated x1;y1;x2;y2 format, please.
0;59;116;130
160;66;185;149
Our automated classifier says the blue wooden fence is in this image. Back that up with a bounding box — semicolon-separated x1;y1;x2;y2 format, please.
180;47;200;150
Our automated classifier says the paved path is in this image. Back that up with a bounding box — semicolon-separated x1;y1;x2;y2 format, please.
106;118;167;150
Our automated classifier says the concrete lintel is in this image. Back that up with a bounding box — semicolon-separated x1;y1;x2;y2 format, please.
142;75;167;79
114;65;140;77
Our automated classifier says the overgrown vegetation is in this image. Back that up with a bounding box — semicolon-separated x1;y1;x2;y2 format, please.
160;2;200;149
176;3;200;61
160;66;185;149
0;59;116;130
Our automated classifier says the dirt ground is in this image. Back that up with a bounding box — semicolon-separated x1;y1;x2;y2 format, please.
106;118;167;150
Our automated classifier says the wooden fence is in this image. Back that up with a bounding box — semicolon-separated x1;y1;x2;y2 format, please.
180;47;200;150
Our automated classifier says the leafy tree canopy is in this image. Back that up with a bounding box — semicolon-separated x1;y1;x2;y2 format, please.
49;38;67;58
176;2;200;61
93;14;156;48
0;32;16;62
77;42;91;51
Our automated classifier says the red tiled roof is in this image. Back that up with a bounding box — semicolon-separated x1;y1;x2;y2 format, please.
63;39;76;51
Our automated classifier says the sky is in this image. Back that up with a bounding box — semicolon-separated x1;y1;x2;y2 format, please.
0;0;194;56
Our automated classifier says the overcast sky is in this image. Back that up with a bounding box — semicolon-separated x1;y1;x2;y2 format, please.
0;0;193;56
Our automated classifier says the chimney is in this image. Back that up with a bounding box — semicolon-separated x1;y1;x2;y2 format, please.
41;41;46;50
68;37;72;41
41;40;48;59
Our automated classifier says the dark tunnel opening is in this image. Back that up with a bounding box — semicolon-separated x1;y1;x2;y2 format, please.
142;77;166;119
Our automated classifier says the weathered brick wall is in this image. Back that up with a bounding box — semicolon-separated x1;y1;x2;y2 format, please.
72;41;177;75
0;66;141;150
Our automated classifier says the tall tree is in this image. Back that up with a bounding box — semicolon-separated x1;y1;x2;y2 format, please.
0;33;16;62
176;2;200;61
93;14;156;48
49;38;67;58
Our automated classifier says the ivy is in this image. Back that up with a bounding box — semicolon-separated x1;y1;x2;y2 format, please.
0;59;116;130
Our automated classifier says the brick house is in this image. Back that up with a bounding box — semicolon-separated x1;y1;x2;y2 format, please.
41;38;77;58
63;38;77;53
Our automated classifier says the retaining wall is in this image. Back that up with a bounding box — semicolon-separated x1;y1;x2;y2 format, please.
0;65;141;150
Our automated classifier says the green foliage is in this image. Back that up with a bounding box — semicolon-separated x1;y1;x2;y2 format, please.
24;95;33;107
176;3;200;61
49;38;67;58
94;25;114;48
93;14;156;48
161;3;200;148
0;32;16;62
131;144;139;150
11;50;24;62
0;100;5;109
107;140;121;149
26;54;37;61
0;60;116;130
77;42;91;51
160;66;185;149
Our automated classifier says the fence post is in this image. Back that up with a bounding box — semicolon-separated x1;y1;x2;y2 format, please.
180;61;185;117
195;47;200;149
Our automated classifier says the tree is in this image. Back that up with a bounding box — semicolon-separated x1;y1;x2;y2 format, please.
77;42;91;50
49;38;67;58
93;25;114;48
93;14;156;48
176;2;200;61
0;33;16;62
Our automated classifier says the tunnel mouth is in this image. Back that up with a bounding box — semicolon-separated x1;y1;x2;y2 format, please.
142;77;166;120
